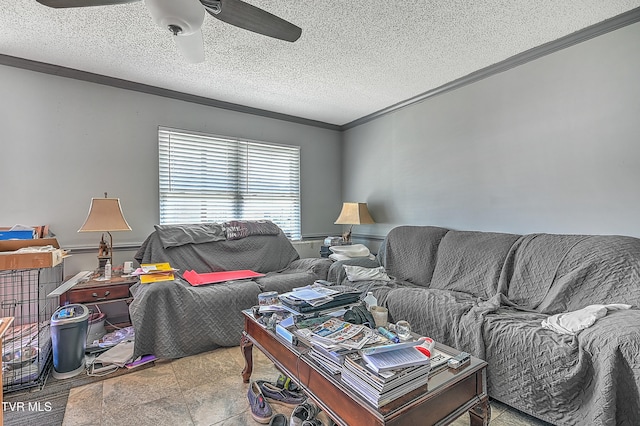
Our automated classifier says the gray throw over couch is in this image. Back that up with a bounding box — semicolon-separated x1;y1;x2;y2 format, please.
328;225;640;426
129;222;332;360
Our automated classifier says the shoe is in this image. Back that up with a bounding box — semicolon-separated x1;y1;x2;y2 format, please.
276;373;300;392
290;401;320;426
269;413;288;426
257;380;307;407
247;381;273;424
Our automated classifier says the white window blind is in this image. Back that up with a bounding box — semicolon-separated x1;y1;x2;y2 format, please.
159;127;301;240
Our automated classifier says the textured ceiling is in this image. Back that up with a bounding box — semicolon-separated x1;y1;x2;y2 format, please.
1;1;640;126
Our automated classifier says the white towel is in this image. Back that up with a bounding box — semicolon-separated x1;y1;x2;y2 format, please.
541;304;632;335
329;244;371;258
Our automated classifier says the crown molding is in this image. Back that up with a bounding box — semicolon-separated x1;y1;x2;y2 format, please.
0;54;341;132
1;6;638;133
342;7;640;130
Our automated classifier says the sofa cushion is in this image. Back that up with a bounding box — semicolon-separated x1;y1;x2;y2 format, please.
536;235;640;314
377;226;449;287
256;271;319;294
481;310;583;425
255;257;332;294
500;233;591;311
430;230;520;299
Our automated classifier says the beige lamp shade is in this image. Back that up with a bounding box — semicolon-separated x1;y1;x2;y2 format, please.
78;198;131;232
334;202;375;225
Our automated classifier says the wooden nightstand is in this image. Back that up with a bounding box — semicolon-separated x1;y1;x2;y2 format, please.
60;274;138;330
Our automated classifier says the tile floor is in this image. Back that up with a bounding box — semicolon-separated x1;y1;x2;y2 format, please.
62;347;550;426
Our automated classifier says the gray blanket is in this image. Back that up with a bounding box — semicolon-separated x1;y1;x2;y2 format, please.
130;224;331;359
136;226;299;274
348;228;640;425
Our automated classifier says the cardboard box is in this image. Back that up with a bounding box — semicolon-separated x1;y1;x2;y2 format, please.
0;238;64;271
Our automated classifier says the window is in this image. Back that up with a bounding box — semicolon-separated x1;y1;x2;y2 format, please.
158;127;301;240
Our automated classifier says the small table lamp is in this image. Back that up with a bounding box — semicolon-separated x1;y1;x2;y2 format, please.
78;193;131;269
334;202;375;243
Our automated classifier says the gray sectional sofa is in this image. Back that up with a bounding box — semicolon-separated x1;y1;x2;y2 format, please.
328;225;640;426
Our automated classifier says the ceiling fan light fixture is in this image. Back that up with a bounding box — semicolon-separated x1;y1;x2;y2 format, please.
145;0;205;36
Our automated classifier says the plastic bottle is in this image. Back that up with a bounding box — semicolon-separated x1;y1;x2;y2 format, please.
104;260;112;280
363;291;377;311
419;337;436;357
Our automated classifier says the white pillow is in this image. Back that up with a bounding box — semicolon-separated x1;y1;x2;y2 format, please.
329;244;370;258
343;265;391;282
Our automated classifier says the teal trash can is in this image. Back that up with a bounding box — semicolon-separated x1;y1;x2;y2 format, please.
51;304;89;379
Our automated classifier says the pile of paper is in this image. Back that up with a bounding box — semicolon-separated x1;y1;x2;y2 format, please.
132;263;177;283
281;285;340;307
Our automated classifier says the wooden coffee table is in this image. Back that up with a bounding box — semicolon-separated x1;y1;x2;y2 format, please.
240;310;490;426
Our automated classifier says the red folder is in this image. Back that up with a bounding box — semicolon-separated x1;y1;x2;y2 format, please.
183;269;265;286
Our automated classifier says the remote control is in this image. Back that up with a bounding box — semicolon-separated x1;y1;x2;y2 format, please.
448;352;471;369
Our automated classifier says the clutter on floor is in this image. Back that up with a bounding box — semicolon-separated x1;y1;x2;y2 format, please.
247;373;336;425
85;326;155;376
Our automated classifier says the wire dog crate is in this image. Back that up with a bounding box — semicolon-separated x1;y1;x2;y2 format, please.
0;264;63;392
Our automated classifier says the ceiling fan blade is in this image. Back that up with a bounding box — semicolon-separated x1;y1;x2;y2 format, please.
201;0;301;42
36;0;139;8
174;29;205;63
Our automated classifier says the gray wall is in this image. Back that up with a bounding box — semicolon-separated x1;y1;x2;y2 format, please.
343;21;640;241
3;19;639;273
0;65;342;273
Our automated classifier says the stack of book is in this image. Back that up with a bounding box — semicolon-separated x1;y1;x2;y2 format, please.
341;344;451;407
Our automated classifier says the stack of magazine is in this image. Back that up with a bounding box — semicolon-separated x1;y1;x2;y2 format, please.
341;343;451;407
309;344;353;375
294;317;374;351
291;316;388;375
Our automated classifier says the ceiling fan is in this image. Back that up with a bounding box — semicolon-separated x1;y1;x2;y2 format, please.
35;0;302;63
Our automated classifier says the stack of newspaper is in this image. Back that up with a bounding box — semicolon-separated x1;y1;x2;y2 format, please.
341;343;451;407
295;317;373;350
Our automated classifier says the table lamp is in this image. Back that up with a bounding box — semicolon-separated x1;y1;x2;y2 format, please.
78;193;131;269
334;202;375;243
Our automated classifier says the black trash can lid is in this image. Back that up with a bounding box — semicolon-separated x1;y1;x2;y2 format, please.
51;304;89;325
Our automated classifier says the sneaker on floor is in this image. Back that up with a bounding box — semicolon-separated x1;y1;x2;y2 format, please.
276;374;300;391
247;381;273;424
257;380;307;407
290;401;320;426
